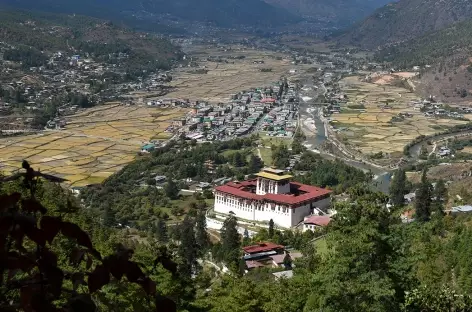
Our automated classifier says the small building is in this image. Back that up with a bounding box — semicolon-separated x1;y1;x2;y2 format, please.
272;270;293;280
449;205;472;215
303;215;331;232
173;118;187;127
154;175;167;184
141;144;156;153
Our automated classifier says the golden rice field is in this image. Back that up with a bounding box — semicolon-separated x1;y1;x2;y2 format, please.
0;104;187;186
331;76;470;158
139;45;294;103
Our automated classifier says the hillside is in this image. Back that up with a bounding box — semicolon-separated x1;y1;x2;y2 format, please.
0;9;182;72
339;0;472;48
263;0;393;26
1;0;301;30
374;19;472;102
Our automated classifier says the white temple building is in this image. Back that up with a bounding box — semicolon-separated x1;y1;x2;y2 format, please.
213;168;331;228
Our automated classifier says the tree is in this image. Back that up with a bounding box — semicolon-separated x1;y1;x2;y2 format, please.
242;228;251;246
219;216;241;271
283;252;292;269
195;210;210;254
268;219;275;238
306;190;411;312
390;168;407;208
232;152;245;167
0;162;178;311
103;203;116;227
177;216;198;277
419;144;429;160
248;154;263;173
432;179;448;216
415;169;432;222
156;218;168;243
165;179;180;200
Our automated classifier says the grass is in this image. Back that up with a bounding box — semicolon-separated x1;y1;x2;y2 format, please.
257;148;273;166
258;134;292;147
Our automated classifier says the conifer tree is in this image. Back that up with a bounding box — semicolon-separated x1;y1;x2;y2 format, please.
220;216;241;270
433;179;448;216
389;168;407;208
242;228;251;246
177;216;198;277
415;169;432;222
195;210;210;254
268;219;275;238
156;218;168;243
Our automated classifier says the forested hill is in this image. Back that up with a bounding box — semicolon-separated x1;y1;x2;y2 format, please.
374;18;472;68
338;0;472;48
1;0;301;30
263;0;392;26
0;9;182;72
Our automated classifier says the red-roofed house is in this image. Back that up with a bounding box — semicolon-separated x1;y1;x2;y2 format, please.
303;215;332;232
214;168;332;228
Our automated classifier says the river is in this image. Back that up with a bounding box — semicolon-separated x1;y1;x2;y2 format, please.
298;81;392;193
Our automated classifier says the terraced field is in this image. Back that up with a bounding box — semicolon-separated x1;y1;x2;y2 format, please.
0;104;187;186
331;76;470;159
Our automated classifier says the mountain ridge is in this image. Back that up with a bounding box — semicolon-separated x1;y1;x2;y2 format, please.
338;0;472;48
263;0;393;26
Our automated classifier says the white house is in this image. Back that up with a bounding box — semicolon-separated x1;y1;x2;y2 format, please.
213;168;331;228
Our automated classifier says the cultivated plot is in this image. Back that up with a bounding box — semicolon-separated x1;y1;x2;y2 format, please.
0;104;187;186
331;76;470;158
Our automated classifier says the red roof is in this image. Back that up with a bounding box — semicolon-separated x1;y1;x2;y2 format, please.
243;242;284;254
304;215;331;226
245;260;265;269
215;180;331;206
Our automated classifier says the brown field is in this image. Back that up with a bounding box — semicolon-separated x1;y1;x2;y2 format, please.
0;104;187;186
145;45;294;103
331;76;470;159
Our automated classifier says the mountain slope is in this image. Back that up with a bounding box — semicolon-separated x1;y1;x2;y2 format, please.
264;0;393;26
374;18;472;102
0;9;182;71
1;0;301;30
339;0;472;48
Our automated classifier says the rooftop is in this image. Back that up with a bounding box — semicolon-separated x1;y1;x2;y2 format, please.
304;215;332;226
243;242;284;254
272;270;293;279
215;179;331;206
256;171;293;181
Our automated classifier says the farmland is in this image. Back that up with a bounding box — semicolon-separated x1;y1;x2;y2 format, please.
146;45;294;103
330;75;470;161
0;104;187;186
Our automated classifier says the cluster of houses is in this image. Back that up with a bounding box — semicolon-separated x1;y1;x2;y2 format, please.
0;39;174;131
174;81;300;142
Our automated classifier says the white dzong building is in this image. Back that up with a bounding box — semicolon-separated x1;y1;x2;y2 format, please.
213;168;331;228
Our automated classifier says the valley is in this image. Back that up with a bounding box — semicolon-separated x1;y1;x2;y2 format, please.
4;1;472;311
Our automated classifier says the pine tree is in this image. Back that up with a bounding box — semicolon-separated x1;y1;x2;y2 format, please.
165;179;180;200
283;252;292;269
242;228;251;246
389;168;407;208
103;204;115;227
177;216;198;277
220;216;241;271
433;179;448;216
156;218;168;243
248;155;263;173
268;219;275;238
415;169;432;222
195;210;210;255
